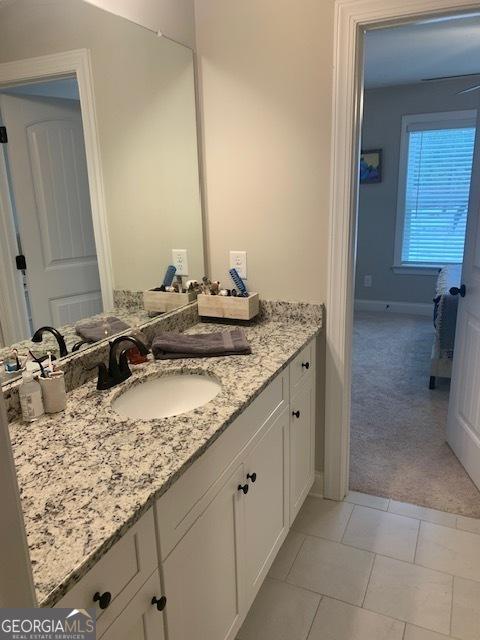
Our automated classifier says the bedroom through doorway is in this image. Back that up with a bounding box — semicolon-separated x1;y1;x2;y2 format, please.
350;15;480;518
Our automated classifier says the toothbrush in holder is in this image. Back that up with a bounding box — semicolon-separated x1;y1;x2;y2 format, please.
229;268;249;297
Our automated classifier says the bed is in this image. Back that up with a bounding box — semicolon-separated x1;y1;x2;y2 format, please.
429;264;462;389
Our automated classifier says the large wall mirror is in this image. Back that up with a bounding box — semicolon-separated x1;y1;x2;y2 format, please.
0;0;204;385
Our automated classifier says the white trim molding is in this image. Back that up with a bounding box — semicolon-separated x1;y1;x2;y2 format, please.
309;471;324;499
326;0;480;501
0;49;114;313
355;299;433;316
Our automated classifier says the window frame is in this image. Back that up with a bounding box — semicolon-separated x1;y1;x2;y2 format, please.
393;109;477;276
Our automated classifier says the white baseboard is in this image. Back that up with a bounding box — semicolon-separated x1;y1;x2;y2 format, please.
309;471;324;498
355;299;432;317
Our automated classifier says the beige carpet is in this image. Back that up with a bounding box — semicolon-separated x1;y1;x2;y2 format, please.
350;311;480;518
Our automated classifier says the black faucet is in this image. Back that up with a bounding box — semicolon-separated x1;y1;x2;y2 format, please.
92;336;149;390
31;326;68;358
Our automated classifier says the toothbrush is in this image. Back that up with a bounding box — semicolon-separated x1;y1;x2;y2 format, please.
163;265;177;288
229;268;249;297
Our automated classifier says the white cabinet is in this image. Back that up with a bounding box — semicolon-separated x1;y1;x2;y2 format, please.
243;410;289;606
161;463;245;640
99;570;165;640
290;379;315;522
57;338;316;640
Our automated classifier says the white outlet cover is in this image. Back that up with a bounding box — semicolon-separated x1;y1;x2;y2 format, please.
172;249;189;276
229;251;247;279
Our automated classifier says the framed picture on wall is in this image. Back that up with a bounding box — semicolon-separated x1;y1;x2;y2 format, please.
360;149;382;184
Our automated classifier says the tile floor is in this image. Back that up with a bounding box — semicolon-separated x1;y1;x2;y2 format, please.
237;492;480;640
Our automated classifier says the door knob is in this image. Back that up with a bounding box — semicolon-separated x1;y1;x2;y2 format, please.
292;410;300;418
93;591;112;610
449;284;466;297
152;595;167;611
238;483;249;495
247;472;257;483
301;362;310;370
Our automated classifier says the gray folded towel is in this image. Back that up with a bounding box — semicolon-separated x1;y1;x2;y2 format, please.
152;327;252;360
75;316;130;343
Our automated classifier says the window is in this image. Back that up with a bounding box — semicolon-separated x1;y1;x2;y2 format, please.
394;111;476;273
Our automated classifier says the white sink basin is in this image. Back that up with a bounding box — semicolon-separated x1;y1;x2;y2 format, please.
112;373;221;419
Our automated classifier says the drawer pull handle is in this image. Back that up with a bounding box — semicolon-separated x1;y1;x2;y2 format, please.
93;591;112;610
152;595;167;611
302;362;310;370
292;410;300;419
238;483;249;495
247;472;257;483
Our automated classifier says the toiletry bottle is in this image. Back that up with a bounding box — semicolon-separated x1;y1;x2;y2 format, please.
19;363;45;423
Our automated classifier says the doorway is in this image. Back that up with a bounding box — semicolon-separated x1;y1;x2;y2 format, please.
0;75;102;341
325;0;480;507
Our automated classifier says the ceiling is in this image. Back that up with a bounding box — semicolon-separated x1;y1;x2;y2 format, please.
364;14;480;89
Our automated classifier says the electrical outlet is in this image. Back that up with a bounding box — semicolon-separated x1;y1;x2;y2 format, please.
364;274;372;288
172;249;189;276
229;251;247;279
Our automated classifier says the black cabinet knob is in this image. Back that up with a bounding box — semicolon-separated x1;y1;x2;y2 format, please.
93;591;112;610
292;410;300;419
247;472;257;483
238;483;249;495
449;284;466;298
301;362;310;370
152;595;167;611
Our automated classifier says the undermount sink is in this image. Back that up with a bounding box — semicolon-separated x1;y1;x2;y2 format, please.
112;373;221;419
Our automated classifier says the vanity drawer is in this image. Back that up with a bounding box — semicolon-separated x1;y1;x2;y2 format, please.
155;369;288;561
56;509;158;637
290;340;314;395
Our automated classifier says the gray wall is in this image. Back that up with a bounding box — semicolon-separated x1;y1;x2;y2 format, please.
355;78;478;305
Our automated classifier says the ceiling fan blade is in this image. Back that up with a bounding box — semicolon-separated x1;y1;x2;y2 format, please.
457;84;480;95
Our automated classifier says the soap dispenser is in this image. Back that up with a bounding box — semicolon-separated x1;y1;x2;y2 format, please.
19;362;45;423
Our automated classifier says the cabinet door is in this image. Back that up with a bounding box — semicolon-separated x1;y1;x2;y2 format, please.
243;411;289;605
290;381;315;521
99;570;165;640
162;463;245;640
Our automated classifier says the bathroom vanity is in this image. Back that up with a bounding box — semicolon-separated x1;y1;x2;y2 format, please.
8;304;321;640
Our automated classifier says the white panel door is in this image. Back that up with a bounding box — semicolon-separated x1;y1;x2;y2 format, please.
243;410;289;607
99;570;165;640
447;105;480;490
0;93;102;329
290;380;315;521
162;463;245;640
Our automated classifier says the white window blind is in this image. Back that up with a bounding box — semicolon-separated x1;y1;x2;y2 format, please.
401;123;475;266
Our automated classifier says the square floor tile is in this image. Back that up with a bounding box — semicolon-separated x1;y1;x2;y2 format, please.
388;500;457;528
346;491;389;511
452;576;480;640
343;505;419;561
416;521;480;582
307;596;404;640
287;535;374;606
237;578;320;640
268;530;305;581
364;555;453;635
457;514;480;535
293;497;354;541
404;625;451;640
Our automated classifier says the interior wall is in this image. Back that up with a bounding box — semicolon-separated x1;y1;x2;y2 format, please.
356;78;479;305
194;0;334;304
85;0;196;48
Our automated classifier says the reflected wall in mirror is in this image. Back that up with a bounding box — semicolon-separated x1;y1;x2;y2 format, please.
0;0;204;384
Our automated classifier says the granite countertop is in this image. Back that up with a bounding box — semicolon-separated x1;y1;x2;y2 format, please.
9;312;321;608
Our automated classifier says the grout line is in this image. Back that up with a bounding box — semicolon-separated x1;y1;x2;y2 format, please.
413;518;421;564
284;533;307;583
361;552;376;608
340;504;356;543
305;595;323;640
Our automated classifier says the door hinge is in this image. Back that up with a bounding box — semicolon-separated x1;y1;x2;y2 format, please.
15;254;27;271
0;126;7;144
